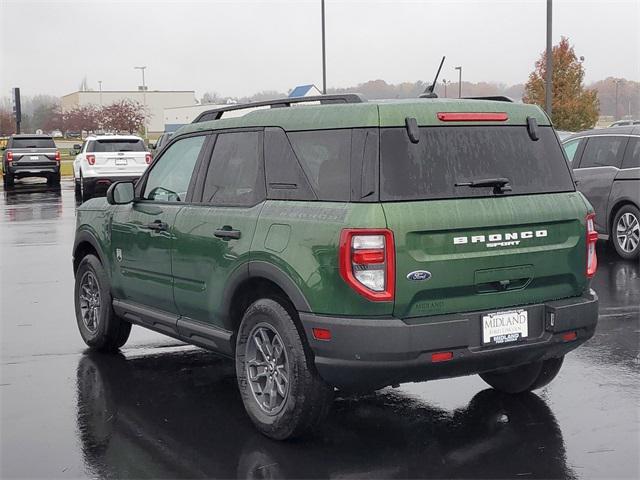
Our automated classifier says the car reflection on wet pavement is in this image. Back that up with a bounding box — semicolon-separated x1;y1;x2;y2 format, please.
1;180;639;479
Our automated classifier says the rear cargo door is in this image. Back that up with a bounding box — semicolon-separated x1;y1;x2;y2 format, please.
90;138;148;175
379;125;590;319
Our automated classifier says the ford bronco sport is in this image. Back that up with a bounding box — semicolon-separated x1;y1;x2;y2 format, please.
72;94;599;440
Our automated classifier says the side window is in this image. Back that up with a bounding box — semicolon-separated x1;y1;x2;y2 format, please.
143;135;205;202
201;131;265;206
264;128;316;201
287;129;351;201
622;137;640;169
579;136;626;169
562;139;580;164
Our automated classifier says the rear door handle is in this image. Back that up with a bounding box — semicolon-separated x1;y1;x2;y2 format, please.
145;220;169;231
214;227;241;240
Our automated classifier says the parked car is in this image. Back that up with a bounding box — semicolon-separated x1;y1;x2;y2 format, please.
2;134;60;188
73;135;152;201
72;94;598;440
563;126;639;259
150;132;173;155
608;120;640;128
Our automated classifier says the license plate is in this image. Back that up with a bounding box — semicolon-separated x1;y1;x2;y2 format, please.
482;309;528;345
30;156;39;160
115;158;128;165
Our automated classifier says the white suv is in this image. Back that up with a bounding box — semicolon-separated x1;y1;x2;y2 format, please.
73;135;152;201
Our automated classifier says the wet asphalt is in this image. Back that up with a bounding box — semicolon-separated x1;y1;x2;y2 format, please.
0;180;638;479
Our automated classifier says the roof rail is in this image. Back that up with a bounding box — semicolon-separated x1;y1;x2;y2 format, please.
462;96;514;103
192;94;366;123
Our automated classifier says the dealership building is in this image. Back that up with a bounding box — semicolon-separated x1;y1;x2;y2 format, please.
61;90;197;134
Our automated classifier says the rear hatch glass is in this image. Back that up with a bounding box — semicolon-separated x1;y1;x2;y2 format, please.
380;126;574;200
12;137;56;149
91;139;145;152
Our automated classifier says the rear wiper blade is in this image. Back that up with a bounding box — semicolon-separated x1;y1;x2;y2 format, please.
455;177;512;192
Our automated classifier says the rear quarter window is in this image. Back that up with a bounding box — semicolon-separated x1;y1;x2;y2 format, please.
287;129;351;201
380;126;575;201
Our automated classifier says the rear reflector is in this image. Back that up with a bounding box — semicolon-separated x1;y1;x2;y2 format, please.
562;331;577;342
437;112;509;122
312;328;332;341
431;351;453;363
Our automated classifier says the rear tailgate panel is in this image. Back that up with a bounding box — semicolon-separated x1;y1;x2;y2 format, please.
384;192;589;318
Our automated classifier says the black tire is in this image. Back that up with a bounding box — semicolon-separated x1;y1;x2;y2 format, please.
3;171;14;188
74;254;131;352
611;204;640;260
79;171;90;202
480;356;564;394
75;177;81;200
47;172;61;186
236;298;333;440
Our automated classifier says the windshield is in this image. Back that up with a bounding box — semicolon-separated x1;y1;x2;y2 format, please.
90;139;145;153
11;137;55;149
380;126;574;201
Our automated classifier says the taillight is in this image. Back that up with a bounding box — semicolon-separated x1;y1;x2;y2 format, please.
86;154;95;165
586;213;598;278
339;229;395;301
7;151;13;163
145;153;152;164
54;150;60;162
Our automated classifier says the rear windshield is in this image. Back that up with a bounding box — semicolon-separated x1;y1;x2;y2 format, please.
90;139;145;153
11;137;55;149
380;126;574;201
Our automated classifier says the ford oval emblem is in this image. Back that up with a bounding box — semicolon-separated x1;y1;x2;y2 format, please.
407;270;432;281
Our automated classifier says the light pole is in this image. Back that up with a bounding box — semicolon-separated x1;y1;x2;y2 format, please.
134;66;147;137
455;66;462;98
98;80;103;106
442;79;449;98
321;0;326;94
545;0;553;117
614;79;621;121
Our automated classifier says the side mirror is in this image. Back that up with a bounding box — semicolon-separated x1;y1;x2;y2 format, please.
106;181;135;205
148;143;156;150
73;144;82;151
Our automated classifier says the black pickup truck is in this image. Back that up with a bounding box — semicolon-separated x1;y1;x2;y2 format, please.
2;135;61;188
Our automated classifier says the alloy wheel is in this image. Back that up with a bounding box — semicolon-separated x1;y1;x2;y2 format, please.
245;323;290;415
616;212;640;253
79;271;101;334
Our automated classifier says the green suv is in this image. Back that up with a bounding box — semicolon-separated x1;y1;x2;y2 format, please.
72;95;599;440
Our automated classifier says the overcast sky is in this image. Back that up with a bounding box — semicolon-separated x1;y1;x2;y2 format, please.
1;0;638;100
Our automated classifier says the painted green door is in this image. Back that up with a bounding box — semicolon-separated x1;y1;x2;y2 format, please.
172;130;265;327
110;134;207;312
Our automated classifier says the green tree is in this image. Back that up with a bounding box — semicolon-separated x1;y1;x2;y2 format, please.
523;37;599;131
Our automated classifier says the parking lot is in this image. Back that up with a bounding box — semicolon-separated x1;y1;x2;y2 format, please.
0;179;638;478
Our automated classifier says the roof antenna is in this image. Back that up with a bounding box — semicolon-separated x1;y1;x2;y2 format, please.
419;56;446;98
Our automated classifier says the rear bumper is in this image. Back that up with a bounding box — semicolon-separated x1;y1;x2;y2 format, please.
81;175;141;196
300;291;598;390
8;163;59;177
